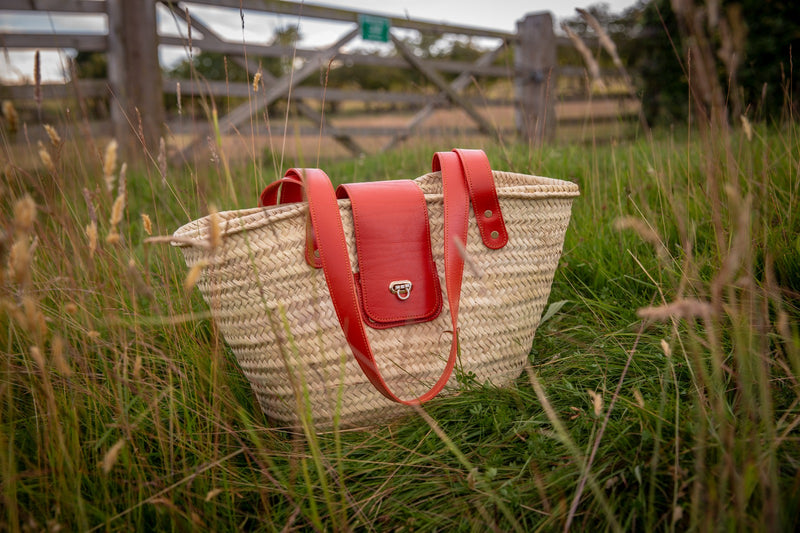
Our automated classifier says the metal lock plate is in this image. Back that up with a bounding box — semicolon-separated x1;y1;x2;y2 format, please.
388;280;413;300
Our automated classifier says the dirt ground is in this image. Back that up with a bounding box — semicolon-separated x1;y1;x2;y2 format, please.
170;98;641;162
3;98;640;170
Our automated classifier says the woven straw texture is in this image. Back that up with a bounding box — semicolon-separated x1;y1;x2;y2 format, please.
173;171;578;430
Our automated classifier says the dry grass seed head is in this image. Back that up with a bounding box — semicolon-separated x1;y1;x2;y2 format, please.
22;295;47;338
106;190;125;245
82;187;98;225
205;489;223;502
13;194;37;237
51;335;73;376
637;298;714;321
207;136;220;165
117;163;127;199
103;139;118;192
44;124;62;148
109;193;125;227
561;23;606;91
133;354;142;380
614;216;670;263
85;221;98;258
453;235;484;278
9;239;32;286
184;260;208;292
141;213;152;236
660;338;672;357
740;115;753;141
158;137;167;184
253;70;262;92
37;141;56;175
29;345;45;368
633;388;645;408
587;390;604;416
0;298;24;328
105;230;120;245
2;100;19;134
101;439;125;474
578;9;619;64
135;109;145;150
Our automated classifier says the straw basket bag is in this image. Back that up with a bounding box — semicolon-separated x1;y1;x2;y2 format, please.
173;149;578;430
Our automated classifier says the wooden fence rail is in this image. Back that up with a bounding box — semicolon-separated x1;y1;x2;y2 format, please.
1;0;637;160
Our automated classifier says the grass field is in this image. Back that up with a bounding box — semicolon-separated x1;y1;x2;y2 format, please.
1;103;799;531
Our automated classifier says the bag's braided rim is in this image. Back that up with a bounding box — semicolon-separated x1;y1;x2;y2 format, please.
173;171;578;430
173;172;578;245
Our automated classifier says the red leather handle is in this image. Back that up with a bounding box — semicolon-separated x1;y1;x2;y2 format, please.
261;149;506;270
260;173;321;268
433;149;508;249
279;164;467;404
260;149;504;404
259;174;303;206
454;149;508;249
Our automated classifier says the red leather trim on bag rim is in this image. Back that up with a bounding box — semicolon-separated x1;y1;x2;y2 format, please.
337;181;442;329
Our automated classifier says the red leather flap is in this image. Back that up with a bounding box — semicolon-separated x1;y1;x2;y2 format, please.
338;181;442;329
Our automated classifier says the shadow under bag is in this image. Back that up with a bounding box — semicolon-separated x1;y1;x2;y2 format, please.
173;149;579;430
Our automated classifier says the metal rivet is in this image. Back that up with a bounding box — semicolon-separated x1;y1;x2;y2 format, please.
491;230;500;239
484;209;493;219
313;249;320;258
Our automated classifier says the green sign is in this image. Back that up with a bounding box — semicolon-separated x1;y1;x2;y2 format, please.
359;14;391;43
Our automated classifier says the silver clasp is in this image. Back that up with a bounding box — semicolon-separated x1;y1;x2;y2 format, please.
388;280;412;300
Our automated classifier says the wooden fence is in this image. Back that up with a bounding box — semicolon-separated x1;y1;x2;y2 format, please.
1;0;637;160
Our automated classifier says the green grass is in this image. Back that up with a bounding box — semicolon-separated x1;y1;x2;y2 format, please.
1;114;799;531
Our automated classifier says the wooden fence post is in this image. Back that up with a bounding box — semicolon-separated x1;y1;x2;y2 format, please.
106;0;164;160
515;12;557;145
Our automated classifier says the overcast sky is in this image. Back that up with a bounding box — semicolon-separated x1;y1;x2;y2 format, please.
0;0;639;83
295;0;639;33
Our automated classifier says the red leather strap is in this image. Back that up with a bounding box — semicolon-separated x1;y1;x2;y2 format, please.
258;148;502;404
259;174;304;206
431;152;469;327
260;173;321;268
432;149;508;250
259;148;507;267
453;149;508;249
279;163;469;404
